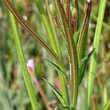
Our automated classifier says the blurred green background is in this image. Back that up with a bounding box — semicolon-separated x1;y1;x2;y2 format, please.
0;0;110;110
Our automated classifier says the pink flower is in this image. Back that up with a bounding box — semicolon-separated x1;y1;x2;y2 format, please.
27;59;35;74
88;45;93;53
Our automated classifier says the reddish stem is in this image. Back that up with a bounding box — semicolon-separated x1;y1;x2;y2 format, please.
33;76;50;110
73;20;77;35
54;16;65;35
73;0;79;24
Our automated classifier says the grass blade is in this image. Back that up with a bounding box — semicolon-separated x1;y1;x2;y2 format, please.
44;79;65;105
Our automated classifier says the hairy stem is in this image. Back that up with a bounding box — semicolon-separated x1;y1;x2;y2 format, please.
56;0;78;108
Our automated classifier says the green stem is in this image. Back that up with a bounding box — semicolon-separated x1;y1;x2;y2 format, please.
9;6;39;110
87;0;106;109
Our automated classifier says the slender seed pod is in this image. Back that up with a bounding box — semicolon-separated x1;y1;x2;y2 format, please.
49;4;57;17
49;4;65;35
72;8;77;20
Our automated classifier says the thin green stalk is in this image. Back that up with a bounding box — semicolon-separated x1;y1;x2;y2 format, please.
87;0;106;109
35;0;68;105
9;7;39;110
104;99;110;110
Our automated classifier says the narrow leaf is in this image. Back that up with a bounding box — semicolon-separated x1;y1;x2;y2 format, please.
73;30;80;46
44;59;69;80
79;49;95;84
43;79;65;105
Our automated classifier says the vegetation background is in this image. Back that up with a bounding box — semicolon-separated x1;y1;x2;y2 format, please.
0;0;110;110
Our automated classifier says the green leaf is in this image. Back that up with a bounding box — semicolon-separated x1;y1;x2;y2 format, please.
73;30;80;46
43;79;65;105
44;59;69;80
79;49;95;84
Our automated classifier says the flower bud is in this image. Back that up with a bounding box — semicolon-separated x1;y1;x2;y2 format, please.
27;59;35;75
72;8;77;20
49;4;57;17
64;0;70;4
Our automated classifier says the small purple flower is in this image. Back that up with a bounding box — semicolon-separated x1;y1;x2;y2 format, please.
88;45;93;53
27;59;35;74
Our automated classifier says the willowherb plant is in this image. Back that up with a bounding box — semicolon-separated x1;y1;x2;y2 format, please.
3;0;108;110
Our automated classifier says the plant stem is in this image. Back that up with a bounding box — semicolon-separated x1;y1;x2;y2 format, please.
66;5;71;27
87;0;106;109
9;4;39;110
73;20;77;35
56;0;78;108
